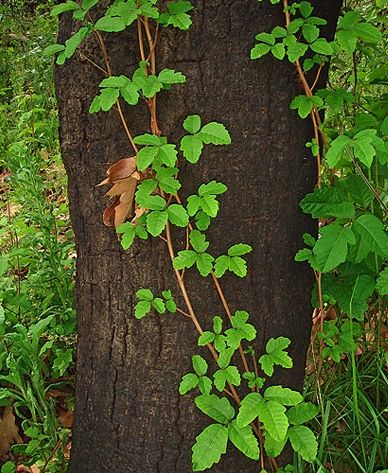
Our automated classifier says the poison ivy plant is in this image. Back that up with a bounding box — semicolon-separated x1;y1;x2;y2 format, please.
45;0;388;471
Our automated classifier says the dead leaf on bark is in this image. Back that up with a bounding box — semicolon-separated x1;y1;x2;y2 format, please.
0;406;23;456
16;465;40;473
58;409;74;429
99;157;139;227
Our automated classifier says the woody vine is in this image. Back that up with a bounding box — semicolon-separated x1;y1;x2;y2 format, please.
46;0;387;472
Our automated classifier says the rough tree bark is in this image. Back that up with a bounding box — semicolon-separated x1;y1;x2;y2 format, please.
56;1;340;472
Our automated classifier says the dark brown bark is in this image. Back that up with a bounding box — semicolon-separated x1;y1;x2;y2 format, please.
56;2;340;472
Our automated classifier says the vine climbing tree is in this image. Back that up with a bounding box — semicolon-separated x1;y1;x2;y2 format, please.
52;0;341;471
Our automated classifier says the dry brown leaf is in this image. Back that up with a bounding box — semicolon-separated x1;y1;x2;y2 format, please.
99;157;138;228
16;465;40;473
0;406;23;456
98;157;136;185
58;409;74;429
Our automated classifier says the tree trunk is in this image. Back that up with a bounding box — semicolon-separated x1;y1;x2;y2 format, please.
56;1;340;472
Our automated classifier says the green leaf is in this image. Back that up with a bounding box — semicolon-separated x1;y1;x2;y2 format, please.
302;24;319;43
231;310;249;328
376;267;388;296
313;224;356;273
353;214;388;258
190;230;209;253
192;355;208;376
157;144;178;167
264;433;287;458
354;23;382;44
228;256;247;277
195;211;211;231
287;18;304;34
184;115;202;134
199;123;231;145
195;394;235;424
199;195;219;218
136;288;154;301
180;135;204;163
217;347;235;369
198;181;227;196
141;195;166;211
198;331;215;346
173;250;197;270
1;461;15;473
287;402;319;425
116;222;136;250
213;316;223;334
336;29;357;53
179;373;199;395
134;134;161;146
251;43;271;59
255;32;275;45
300;186;355;219
140;75;163;98
310;38;333;55
156;168;181;194
196;253;214;276
192;424;228;472
213;369;227;391
264;386;303;406
228;420;260;460
187;195;201;216
290;95;323;119
89;96;101;113
43;44;66;56
100;75;129;88
342;174;373;208
214;255;229;278
121;82;140;105
336;274;375;320
159;0;193;30
294;248;312;262
167;204;189;227
134;300;151;319
152;298;166;314
228;244;253;257
158;68;186;84
95;16;127;32
146;210;168;236
225;366;241;386
198;376;212;395
259;337;293;376
51;1;80;16
271;43;286;60
258;400;288;442
288;425;317;462
82;0;99;11
339;11;361;30
162;289;173;300
99;87;119;111
286;41;308;62
326;135;352;168
236;392;263;427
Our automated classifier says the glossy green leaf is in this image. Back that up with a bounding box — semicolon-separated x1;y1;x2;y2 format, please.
228;420;260;460
192;424;228;472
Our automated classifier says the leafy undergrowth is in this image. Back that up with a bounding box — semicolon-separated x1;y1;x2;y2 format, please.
0;1;386;473
0;2;75;472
